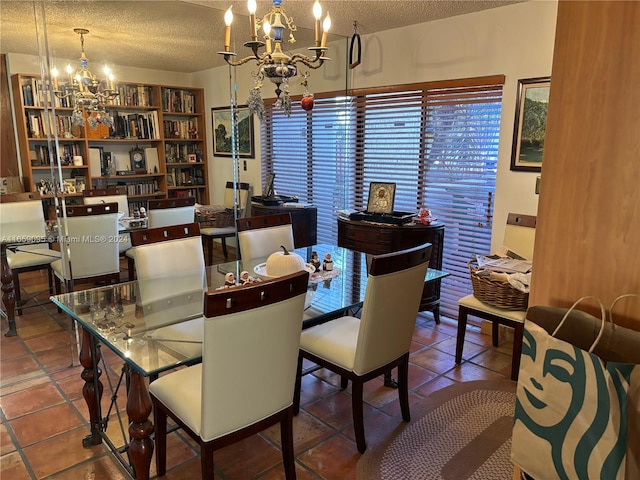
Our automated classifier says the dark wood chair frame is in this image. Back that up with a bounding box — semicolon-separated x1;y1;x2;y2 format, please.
293;243;432;453
152;271;308;479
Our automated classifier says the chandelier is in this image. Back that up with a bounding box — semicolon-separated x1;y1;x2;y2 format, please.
52;28;118;130
219;0;331;117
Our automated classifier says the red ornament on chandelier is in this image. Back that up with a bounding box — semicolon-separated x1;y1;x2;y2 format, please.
301;93;314;112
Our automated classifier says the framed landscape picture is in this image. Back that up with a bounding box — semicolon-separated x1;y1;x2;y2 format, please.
510;77;551;172
211;105;255;158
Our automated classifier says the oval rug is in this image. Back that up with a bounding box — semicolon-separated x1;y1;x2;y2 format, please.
357;380;516;480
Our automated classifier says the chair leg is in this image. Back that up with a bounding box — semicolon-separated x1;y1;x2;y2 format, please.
280;407;297;480
351;378;367;453
152;399;168;476
14;272;22;316
340;376;348;390
455;306;469;364
511;323;525;381
205;236;213;266
397;354;411;422
293;354;303;415
200;442;215;480
221;237;228;259
492;319;500;346
127;256;136;282
47;267;54;295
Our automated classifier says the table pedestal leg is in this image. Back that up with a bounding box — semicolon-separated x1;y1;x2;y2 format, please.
127;369;153;480
80;326;103;447
1;244;17;337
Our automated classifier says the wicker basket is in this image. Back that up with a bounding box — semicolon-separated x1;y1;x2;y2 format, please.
195;207;234;228
468;261;529;310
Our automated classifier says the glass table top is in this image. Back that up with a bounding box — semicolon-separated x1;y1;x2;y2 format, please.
51;244;448;377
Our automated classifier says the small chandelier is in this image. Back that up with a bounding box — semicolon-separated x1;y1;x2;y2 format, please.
52;28;118;130
220;0;331;117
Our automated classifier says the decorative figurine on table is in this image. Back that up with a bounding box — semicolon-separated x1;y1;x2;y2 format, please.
310;251;321;272
417;207;436;225
240;271;255;285
323;253;333;271
224;272;236;287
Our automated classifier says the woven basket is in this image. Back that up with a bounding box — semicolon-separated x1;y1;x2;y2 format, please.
195;207;234;228
468;261;529;310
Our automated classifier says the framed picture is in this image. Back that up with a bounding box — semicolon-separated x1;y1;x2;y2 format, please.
510;77;551;172
211;105;255;158
367;182;396;214
187;153;197;163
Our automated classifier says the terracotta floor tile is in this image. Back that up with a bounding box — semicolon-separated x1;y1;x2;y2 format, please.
211;434;283;479
470;348;514;377
10;403;83;447
23;330;73;353
22;427;106;478
414;375;458;398
0;422;17;455
262;410;333;454
0;450;32;480
409;346;457;375
0;355;41;381
1;382;64;420
297;434;360;480
0;339;30;361
444;360;507;382
303;390;374;431
46;455;129;479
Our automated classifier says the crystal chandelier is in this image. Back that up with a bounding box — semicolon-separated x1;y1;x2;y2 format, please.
52;28;118;130
219;0;331;117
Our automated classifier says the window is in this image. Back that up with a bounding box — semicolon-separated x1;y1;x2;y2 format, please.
262;75;504;318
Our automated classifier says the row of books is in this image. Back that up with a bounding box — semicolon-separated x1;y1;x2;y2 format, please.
167;166;205;187
27;111;78;138
165;143;201;163
29;144;83;166
21;78;70;108
105;85;154;107
172;189;203;203
163;119;199;140
116;180;160;197
109;110;161;140
161;88;196;113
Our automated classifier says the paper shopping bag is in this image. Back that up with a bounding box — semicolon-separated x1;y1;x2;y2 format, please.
512;300;637;480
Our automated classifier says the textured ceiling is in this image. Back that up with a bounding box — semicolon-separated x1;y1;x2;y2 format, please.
1;0;526;73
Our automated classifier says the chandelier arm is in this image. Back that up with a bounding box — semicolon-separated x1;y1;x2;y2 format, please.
222;54;265;68
289;54;325;69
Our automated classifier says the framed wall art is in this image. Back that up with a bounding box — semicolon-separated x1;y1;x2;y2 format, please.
211;105;255;158
510;77;551;172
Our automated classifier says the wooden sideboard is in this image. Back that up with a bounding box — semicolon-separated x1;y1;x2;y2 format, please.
337;218;445;323
250;203;318;248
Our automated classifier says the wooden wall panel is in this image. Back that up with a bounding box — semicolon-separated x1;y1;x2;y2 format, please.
529;1;640;328
1;54;20;177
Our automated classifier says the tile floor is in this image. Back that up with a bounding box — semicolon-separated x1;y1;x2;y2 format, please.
1;248;514;479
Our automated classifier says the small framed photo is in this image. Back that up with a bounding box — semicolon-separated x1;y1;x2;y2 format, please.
167;174;175;187
212;105;255;158
74;176;87;193
187;153;197;163
510;77;551;172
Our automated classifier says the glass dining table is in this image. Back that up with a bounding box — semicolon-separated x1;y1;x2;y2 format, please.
50;243;448;479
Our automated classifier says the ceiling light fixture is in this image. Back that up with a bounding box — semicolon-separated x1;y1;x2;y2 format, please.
52;28;118;129
219;0;331;117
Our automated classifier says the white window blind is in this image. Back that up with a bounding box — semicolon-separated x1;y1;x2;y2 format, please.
261;76;504;319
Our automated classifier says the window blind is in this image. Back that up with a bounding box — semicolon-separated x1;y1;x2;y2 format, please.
261;76;504;319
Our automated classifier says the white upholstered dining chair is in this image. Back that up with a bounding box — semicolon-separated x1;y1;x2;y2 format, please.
126;196;196;280
200;182;250;262
149;271;309;479
50;203;121;294
83;188;132;255
130;222;206;359
0;192;60;315
236;212;295;260
455;213;537;381
293;243;432;453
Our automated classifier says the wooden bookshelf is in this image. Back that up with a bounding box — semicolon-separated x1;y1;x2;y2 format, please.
11;74;210;210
